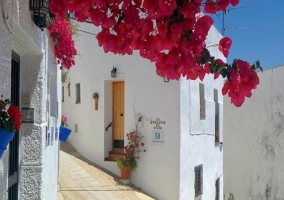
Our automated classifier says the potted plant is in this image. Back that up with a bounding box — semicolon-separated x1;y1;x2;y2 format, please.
59;114;72;142
0;97;21;158
116;131;146;180
93;92;99;110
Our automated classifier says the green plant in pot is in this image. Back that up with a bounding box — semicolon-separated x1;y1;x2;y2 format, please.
116;131;146;180
93;92;99;110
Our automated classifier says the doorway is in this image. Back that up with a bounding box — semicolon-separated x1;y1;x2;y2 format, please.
112;82;124;148
8;52;20;200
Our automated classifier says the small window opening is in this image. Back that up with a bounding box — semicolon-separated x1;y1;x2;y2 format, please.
75;83;81;103
199;83;206;119
67;82;71;97
75;124;78;133
195;165;203;198
215;178;220;200
214;89;219;143
62;86;64;102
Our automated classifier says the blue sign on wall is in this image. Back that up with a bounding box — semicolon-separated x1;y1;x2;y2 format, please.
151;130;165;145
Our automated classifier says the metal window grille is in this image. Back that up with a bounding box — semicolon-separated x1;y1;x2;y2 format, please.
75;83;80;103
215;178;220;200
194;165;203;198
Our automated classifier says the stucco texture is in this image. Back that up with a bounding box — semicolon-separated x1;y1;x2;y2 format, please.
224;65;284;200
0;0;59;199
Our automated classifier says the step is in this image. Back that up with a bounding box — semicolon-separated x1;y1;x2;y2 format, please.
105;153;125;162
113;148;124;155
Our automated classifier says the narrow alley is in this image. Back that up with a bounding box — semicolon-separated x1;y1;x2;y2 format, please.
57;142;154;200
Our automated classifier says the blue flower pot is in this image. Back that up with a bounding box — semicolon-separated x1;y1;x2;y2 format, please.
59;126;72;142
0;128;15;158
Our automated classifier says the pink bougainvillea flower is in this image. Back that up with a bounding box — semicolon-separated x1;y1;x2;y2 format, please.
141;142;144;147
158;0;177;16
47;0;259;107
218;0;230;12
222;59;259;107
219;37;232;58
195;16;214;33
230;0;239;6
204;0;218;14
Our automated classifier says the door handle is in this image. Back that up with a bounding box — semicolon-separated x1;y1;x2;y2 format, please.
120;113;123;116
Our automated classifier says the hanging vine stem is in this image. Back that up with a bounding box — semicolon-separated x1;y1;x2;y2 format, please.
1;0;8;20
1;0;14;34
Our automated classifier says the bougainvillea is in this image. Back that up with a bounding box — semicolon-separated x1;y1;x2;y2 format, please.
48;18;77;70
49;0;262;107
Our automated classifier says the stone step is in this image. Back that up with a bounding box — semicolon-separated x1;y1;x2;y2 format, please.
113;148;124;155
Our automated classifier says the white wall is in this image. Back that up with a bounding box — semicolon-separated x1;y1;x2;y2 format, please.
63;22;224;200
0;0;59;199
179;26;225;200
63;22;181;200
224;65;284;200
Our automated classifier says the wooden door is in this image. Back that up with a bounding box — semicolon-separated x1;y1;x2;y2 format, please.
113;82;124;148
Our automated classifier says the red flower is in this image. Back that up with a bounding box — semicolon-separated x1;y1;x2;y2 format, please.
204;0;219;14
158;0;177;16
7;105;22;130
219;37;232;58
222;59;259;107
141;142;144;147
230;0;239;6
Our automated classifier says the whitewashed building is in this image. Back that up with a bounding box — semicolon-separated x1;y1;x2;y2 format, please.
62;22;225;200
0;0;60;199
224;65;284;200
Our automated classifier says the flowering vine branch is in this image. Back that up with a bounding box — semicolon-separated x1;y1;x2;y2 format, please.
49;0;262;107
48;18;77;70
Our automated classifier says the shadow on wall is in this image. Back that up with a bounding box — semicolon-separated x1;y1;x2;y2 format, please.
228;193;234;200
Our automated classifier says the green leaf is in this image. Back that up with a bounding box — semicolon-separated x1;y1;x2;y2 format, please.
220;69;228;78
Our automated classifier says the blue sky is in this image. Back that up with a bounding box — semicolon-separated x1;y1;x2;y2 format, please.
209;0;284;70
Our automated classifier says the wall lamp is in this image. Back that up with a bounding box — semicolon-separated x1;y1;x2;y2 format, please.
30;0;49;30
111;67;117;78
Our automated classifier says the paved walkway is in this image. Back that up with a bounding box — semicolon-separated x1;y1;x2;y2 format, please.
57;142;154;200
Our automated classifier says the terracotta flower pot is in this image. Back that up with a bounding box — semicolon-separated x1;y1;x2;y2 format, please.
120;167;131;180
94;97;98;110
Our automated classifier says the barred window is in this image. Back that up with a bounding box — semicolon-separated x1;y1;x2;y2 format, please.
194;165;203;198
75;83;81;104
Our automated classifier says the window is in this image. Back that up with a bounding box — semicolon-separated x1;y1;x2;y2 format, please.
199;83;205;119
67;83;71;97
194;165;203;198
215;178;220;200
75;124;78;133
62;86;64;102
214;89;219;143
75;83;81;103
